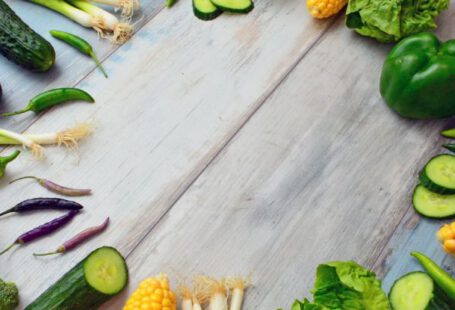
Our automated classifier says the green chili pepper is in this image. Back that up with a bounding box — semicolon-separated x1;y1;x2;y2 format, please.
2;88;94;117
167;0;177;7
0;150;20;178
50;30;108;78
411;251;455;300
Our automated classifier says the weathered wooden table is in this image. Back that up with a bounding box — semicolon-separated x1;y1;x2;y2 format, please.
1;0;455;308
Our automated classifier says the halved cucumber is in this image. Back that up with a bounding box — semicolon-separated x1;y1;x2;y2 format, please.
420;155;455;194
209;0;254;13
25;247;128;310
193;0;222;20
389;272;454;310
413;184;455;218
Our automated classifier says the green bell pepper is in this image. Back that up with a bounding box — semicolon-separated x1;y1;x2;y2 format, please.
0;150;20;178
380;32;455;119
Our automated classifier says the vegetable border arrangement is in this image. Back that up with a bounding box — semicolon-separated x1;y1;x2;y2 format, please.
2;0;455;309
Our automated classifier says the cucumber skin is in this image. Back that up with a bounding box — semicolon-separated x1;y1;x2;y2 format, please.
0;0;55;72
412;185;455;219
193;1;222;21
389;272;454;310
209;0;254;13
420;170;455;195
25;247;128;310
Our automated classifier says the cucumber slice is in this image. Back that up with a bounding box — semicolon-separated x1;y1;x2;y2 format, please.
443;144;455;153
389;272;454;310
193;0;222;20
25;247;128;310
420;155;455;194
209;0;254;13
413;185;455;218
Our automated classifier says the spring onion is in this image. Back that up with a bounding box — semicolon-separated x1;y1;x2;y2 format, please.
68;0;133;44
178;284;193;310
27;0;132;44
195;276;228;310
89;0;140;18
0;122;93;158
226;277;250;310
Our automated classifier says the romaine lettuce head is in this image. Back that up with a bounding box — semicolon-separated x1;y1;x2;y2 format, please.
311;261;390;310
346;0;449;42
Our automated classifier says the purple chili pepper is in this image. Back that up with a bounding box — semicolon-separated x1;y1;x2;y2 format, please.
0;198;83;217
0;210;79;256
9;176;92;197
34;217;110;256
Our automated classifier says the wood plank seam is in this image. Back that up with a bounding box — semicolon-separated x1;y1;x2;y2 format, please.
0;4;166;155
122;14;343;260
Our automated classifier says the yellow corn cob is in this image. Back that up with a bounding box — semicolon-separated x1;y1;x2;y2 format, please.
437;223;455;254
123;274;177;310
307;0;347;19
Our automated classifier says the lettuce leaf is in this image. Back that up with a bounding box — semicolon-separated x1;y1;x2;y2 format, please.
288;261;390;310
346;0;449;42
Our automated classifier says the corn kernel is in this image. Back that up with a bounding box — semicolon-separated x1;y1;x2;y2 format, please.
123;275;176;310
307;0;347;19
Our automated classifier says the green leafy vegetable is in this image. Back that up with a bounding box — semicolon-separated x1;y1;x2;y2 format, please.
346;0;449;42
285;261;389;310
0;278;19;310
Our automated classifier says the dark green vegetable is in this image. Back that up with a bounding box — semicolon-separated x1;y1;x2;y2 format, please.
26;247;129;310
346;0;449;43
443;144;455;153
412;252;455;300
210;0;254;13
193;0;222;20
419;155;455;194
50;30;108;78
167;0;177;7
380;33;455;119
412;185;455;218
2;88;94;117
0;0;55;71
0;150;20;178
389;271;455;310
0;278;19;310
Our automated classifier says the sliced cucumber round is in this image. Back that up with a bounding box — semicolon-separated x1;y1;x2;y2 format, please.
389;272;434;310
420;154;455;194
209;0;254;13
25;247;128;310
413;184;455;219
193;0;222;20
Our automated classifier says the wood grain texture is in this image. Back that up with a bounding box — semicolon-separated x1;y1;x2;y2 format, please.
0;0;161;133
0;0;333;307
113;5;455;310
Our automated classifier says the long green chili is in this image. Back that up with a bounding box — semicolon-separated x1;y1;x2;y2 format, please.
50;30;108;78
0;150;20;178
2;88;94;117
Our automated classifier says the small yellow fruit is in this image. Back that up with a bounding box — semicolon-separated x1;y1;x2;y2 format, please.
124;274;176;310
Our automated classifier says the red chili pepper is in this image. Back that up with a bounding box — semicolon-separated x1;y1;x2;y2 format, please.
34;217;109;256
0;210;79;256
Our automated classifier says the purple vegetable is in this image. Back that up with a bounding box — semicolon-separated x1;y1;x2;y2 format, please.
34;217;110;256
0;210;79;256
10;176;92;196
0;198;83;217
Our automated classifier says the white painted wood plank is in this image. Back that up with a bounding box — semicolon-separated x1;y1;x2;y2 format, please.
114;5;455;310
0;0;332;307
0;0;160;133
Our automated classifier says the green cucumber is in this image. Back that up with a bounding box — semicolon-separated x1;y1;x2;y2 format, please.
389;272;454;310
209;0;254;13
413;184;455;218
420;155;455;194
0;0;55;72
25;247;128;310
443;144;455;153
193;0;222;20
